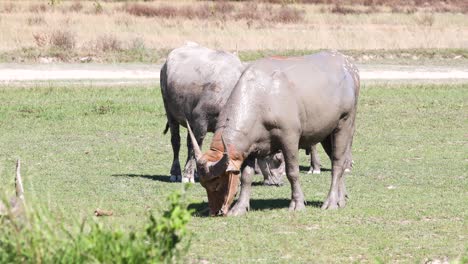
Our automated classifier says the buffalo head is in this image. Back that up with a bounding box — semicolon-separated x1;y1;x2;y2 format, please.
186;121;241;216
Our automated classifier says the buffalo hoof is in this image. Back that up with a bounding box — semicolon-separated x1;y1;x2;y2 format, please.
289;199;306;211
263;180;283;187
307;169;321;174
170;175;181;182
321;194;346;210
227;203;249;216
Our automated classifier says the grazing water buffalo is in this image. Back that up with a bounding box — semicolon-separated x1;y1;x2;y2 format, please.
160;43;285;183
188;51;360;216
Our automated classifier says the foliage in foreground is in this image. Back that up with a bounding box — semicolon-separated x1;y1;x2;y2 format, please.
0;186;193;264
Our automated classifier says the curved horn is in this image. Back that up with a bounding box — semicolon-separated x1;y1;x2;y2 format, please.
186;120;203;161
208;134;229;176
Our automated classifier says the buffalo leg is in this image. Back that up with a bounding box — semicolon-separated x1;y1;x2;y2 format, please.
228;158;255;216
321;137;349;200
169;121;182;182
322;117;354;209
281;139;306;211
307;144;322;174
344;119;355;173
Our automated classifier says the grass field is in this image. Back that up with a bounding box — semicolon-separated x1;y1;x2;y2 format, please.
0;82;467;263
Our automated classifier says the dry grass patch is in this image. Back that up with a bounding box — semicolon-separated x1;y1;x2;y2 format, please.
69;1;83;13
2;2;17;13
28;3;48;13
121;2;305;23
27;15;46;26
95;34;122;52
49;30;76;50
0;1;466;61
32;32;48;48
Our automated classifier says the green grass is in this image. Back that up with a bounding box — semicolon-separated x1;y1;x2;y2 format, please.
0;83;467;263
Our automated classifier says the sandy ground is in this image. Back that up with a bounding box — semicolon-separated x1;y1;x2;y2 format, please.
0;63;467;85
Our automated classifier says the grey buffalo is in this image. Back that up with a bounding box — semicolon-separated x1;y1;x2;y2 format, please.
188;51;360;216
160;43;285;183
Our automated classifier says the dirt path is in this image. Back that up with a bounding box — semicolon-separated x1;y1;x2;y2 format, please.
0;63;467;84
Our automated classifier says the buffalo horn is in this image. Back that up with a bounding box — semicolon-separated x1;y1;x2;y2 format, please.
186;120;203;161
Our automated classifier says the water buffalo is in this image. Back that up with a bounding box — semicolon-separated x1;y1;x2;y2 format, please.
160;43;285;183
188;51;360;216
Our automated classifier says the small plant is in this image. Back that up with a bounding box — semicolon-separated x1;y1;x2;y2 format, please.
95;34;122;52
48;0;61;6
49;29;76;50
27;16;46;26
330;4;358;15
93;100;116;115
416;12;435;27
235;2;260;20
130;37;146;50
69;1;83;12
214;1;235;15
271;5;305;23
29;3;48;13
146;188;193;261
124;3;177;18
33;32;48;48
0;186;193;263
2;2;16;13
93;0;103;14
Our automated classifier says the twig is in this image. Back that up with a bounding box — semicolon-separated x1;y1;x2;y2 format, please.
15;159;24;202
94;208;113;217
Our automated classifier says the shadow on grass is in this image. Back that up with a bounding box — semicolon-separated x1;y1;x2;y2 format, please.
299;165;331;173
112;174;172;182
251;181;285;187
189;198;323;217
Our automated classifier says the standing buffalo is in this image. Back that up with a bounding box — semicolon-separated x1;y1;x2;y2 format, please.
188;51;360;216
160;43;285;183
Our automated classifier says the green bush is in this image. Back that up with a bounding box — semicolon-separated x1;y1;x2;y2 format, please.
0;186;193;264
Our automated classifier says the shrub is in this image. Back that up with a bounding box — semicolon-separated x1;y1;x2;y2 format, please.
271;5;305;23
2;2;17;13
236;2;260;20
29;4;48;13
49;30;76;50
27;16;46;26
93;0;103;14
124;3;177;18
95;34;122;52
0;186;193;263
194;4;212;19
69;1;83;12
33;32;48;48
330;4;358;15
214;1;235;15
415;12;435;27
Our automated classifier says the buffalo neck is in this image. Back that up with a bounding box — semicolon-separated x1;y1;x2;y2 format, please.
212;69;267;161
